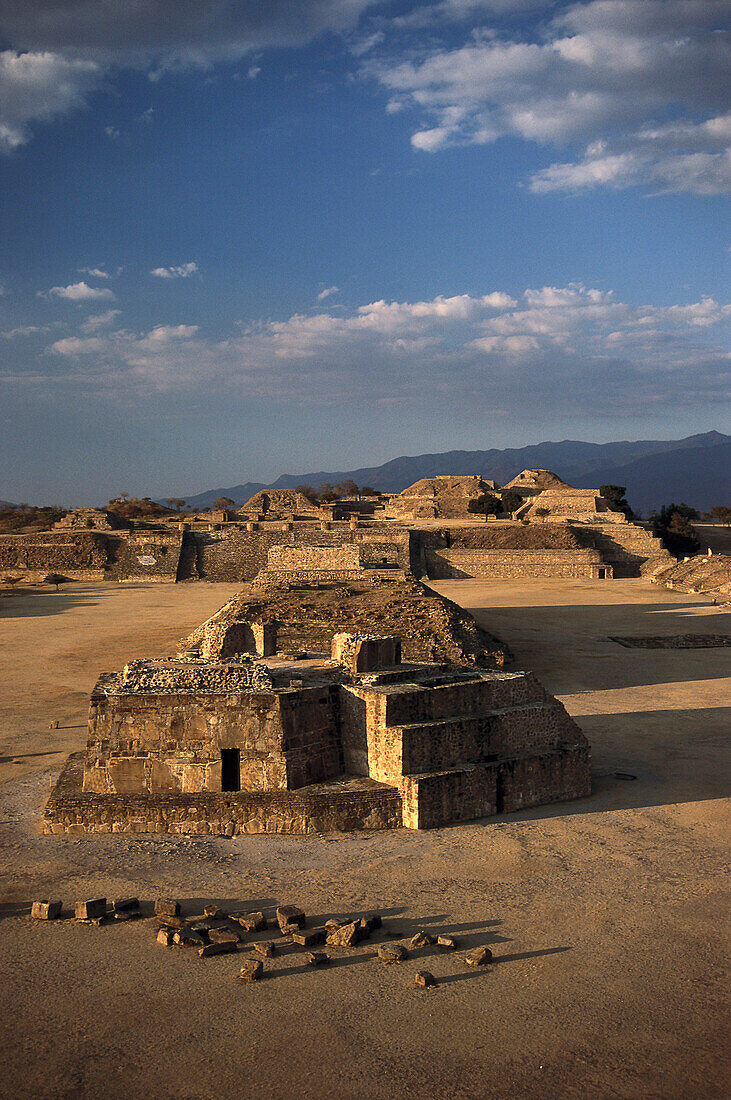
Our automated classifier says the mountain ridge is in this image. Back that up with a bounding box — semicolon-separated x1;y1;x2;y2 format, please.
177;430;729;514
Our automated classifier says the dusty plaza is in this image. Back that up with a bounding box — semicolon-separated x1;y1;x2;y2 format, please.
0;574;728;1099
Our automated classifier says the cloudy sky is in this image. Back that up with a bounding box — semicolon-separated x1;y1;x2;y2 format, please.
0;0;728;504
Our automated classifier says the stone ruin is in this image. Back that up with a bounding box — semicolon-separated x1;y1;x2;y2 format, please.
44;593;591;834
385;475;499;522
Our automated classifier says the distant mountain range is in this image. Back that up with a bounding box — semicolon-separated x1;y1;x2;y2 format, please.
178;430;730;515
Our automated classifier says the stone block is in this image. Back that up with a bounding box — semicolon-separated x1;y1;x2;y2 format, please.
276;905;306;932
157;929;174;946
415;970;436;988
464;946;492;967
112;897;139;912
253;940;276;958
437;936;457;951
174;928;205;947
199;940;238;957
208;928;240;945
203;904;226;920
291;927;326;948
31;900;62;920
155;898;181;917
236;911;267;933
307;951;331;966
409;931;434;949
378;943;408;963
326;921;361;948
238;958;263;981
114;910;140;922
75;898;106;920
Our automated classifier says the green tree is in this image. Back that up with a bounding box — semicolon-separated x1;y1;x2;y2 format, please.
599;484;633;519
213;496;234;510
651;504;700;557
468;493;502;516
501;489;524;515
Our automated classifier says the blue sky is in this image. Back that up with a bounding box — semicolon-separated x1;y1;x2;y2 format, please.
0;0;728;505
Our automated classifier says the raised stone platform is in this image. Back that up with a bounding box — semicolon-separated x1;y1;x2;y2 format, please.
43;753;402;835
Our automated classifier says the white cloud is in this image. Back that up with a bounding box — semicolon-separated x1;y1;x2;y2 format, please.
317;285;339;301
0;49;100;151
247;65;261;79
28;284;728;420
364;0;731;194
150;262;199;279
44;281;116;301
80;309;121;332
78;266;110;279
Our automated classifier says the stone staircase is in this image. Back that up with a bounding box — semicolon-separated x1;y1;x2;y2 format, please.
342;667;590;828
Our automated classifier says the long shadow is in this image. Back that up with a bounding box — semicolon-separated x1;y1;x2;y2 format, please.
0;750;65;764
436;945;572;984
0;587;117;620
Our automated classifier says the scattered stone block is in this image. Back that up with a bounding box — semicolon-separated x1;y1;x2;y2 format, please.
199;940;238;958
291;927;326;948
173;927;205;947
307;951;331;966
362;913;382;932
276;905;305;932
157;915;185;930
208;927;240;945
409;931;434;949
378;943;408;964
324;919;340;931
415;970;437;988
238;959;263;981
75;898;106;921
253;940;276;958
49;720;59;729
437;935;457;951
236;911;267;933
112;897;139;913
326;921;361;948
464;946;492;967
203;904;226;920
114;910;140;922
157;928;174;946
155;899;181;918
31;901;62;920
279;922;299;938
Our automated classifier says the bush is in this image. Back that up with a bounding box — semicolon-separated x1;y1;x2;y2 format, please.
501;489;524;515
599;484;634;519
651;503;701;557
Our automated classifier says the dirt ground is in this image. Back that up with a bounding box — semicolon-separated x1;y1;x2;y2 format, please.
0;578;728;1100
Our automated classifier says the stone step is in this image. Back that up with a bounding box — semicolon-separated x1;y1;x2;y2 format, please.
387;700;577;775
379;671;546;726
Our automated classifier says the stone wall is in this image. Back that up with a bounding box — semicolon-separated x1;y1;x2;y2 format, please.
108;531;183;583
0;531;110;580
184;526;410;582
268;544;361;573
46;753;402;835
425;548;606;579
83;679;342;795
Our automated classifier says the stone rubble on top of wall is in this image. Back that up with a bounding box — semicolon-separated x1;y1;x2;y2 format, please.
112;657;274;695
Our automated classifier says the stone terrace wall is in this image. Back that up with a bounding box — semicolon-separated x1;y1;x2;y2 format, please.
268;544;361;572
109;531;183;583
46;753;402;835
0;531;110;580
185;526;410;582
425;548;605;580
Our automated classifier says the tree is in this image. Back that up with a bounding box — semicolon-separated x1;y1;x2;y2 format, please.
213;496;235;510
650;503;701;557
335;479;359;497
708;505;731;526
295;485;318;505
359;486;379;497
165;498;186;512
599;484;633;519
43;573;70;591
501;489;524;515
318;483;337;503
534;506;550;523
468;493;502;516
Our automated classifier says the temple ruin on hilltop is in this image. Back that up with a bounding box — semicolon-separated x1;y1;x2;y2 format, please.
44;575;590;835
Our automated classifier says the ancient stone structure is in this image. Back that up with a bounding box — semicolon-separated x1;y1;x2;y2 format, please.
53;507;127;531
241;489;324;519
524;488;626;523
385;476;499;521
503;469;571;496
44;606;590;834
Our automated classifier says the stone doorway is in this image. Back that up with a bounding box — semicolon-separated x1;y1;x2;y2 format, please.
221;749;241;792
